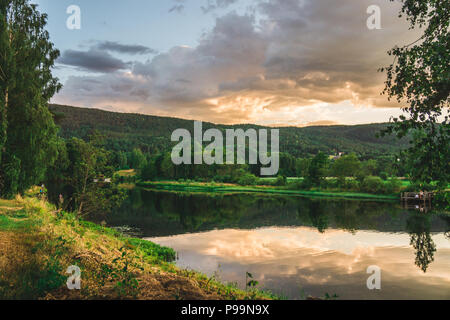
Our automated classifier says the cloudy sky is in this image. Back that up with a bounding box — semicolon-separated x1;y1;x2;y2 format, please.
34;0;421;126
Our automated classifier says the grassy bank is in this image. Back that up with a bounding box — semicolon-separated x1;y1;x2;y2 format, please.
0;196;276;300
137;181;399;201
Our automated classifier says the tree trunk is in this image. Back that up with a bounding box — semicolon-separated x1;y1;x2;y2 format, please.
0;88;7;156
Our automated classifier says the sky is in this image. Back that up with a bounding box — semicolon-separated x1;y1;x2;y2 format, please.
33;0;421;127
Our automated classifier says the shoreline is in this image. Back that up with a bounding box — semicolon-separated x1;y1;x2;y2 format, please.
0;196;277;300
136;181;399;201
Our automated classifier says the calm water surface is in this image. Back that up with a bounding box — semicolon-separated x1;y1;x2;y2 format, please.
107;188;450;299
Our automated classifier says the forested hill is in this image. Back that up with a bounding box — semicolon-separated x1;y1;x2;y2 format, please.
49;104;407;158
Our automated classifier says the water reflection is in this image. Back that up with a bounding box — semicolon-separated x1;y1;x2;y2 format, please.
109;189;449;237
107;188;450;299
407;214;437;273
146;227;450;299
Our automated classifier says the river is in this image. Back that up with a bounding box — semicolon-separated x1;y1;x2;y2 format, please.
106;188;450;299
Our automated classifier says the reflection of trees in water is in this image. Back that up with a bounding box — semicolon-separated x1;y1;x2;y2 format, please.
305;201;329;233
331;201;361;234
406;214;436;273
110;189;448;241
441;215;450;240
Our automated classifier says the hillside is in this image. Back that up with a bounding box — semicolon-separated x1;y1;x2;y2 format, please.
0;195;274;300
49;104;407;157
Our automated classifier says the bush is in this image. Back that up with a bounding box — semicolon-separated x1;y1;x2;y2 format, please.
404;182;436;192
344;179;360;191
274;175;287;186
299;178;313;190
213;175;225;183
385;177;403;194
319;178;332;190
379;172;388;180
334;176;344;188
434;192;450;211
355;171;366;184
360;176;384;194
327;178;339;189
237;173;258;186
125;238;176;262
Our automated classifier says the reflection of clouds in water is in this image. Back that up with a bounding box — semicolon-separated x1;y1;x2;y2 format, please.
150;227;450;260
147;226;450;299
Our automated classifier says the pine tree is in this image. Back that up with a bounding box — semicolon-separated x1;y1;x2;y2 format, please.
0;0;61;197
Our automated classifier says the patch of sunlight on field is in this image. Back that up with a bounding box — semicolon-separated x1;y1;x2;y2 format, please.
116;169;136;177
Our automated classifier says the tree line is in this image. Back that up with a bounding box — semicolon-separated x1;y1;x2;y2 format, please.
0;1;125;218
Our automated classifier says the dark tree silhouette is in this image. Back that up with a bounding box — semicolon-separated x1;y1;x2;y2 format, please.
407;214;436;273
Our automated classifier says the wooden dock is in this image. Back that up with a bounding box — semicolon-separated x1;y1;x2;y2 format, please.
401;191;434;205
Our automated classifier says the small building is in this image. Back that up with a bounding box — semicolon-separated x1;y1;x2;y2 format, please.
329;152;344;161
93;175;112;184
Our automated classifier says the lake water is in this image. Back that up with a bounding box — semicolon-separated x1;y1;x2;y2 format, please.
107;188;450;299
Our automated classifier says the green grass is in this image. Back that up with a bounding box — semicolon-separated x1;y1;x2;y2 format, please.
0;212;36;231
123;238;176;263
0;196;276;300
137;181;399;200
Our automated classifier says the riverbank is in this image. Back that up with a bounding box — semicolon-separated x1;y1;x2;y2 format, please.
0;196;276;300
137;181;399;201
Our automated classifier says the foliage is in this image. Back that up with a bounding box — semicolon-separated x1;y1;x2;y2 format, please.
125;238;176;262
404;181;436;192
306;152;329;186
381;0;449;188
274;175;287;186
361;176;385;194
46;137;126;218
406;213;436;273
128;148;147;170
108;247;143;298
0;196;276;300
385;177;403;194
50;104;408;162
433;191;450;211
245;272;258;290
331;153;361;178
0;0;61;197
237;173;258;186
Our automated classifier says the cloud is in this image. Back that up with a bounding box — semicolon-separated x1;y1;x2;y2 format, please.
54;0;421;125
169;4;185;13
201;0;239;13
95;41;157;55
169;0;186;13
58;49;129;73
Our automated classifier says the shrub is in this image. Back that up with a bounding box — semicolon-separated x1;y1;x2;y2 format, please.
404;182;436;192
379;172;388;180
300;178;313;190
355;171;366;184
434;192;450;211
274;175;287;186
336;176;346;188
385;177;403;194
361;176;384;194
326;178;339;189
237;173;258;186
125;238;176;262
344;179;360;191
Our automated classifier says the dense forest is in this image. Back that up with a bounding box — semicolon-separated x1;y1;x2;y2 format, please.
43;104;424;202
50;104;408;158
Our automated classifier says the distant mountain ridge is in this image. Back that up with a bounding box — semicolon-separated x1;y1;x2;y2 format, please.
49;104;407;157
